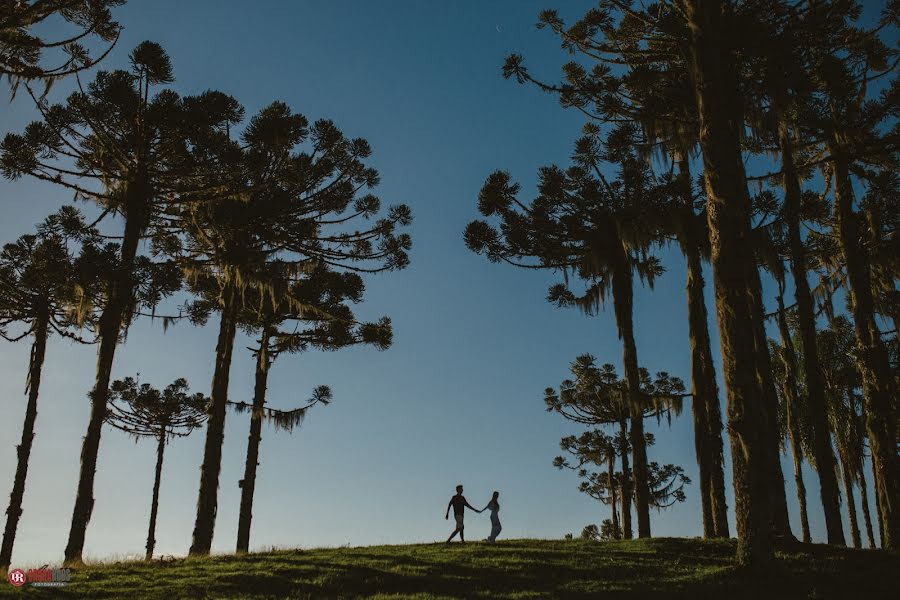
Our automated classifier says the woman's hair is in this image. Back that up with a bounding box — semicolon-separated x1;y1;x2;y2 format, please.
490;491;500;509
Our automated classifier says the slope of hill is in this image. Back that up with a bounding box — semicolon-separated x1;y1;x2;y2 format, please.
2;537;896;599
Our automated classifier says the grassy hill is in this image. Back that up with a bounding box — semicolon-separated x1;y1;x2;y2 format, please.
2;537;896;599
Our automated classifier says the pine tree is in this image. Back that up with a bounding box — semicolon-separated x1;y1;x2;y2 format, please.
0;42;235;563
180;101;411;556
105;377;208;559
1;0;122;94
0;208;105;570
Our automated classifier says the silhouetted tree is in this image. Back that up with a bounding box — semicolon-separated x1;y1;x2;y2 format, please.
555;430;622;538
105;376;208;559
0;41;232;563
0;208;105;570
180;101;411;556
1;0;122;94
185;263;392;553
544;356;687;539
555;429;689;540
468;123;673;537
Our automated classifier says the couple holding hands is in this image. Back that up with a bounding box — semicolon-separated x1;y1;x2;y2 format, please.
444;484;501;544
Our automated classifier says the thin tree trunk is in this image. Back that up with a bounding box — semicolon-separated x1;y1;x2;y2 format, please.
829;142;899;549
619;418;632;540
873;461;884;548
676;161;713;540
608;448;619;540
775;288;811;544
236;326;273;553
682;0;773;566
190;282;239;555
789;433;811;545
840;455;861;549
146;432;166;560
613;254;650;538
65;199;144;564
0;312;49;570
779;116;845;545
684;221;729;538
859;471;876;549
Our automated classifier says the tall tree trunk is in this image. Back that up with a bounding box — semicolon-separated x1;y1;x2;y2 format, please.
789;433;811;545
829;141;899;549
619;418;632;540
613;255;650;538
190;282;239;555
873;462;885;548
684;219;729;538
775;287;812;544
65;199;144;564
859;471;877;549
608;448;620;540
146;431;166;560
779;116;845;545
839;455;861;549
746;262;794;541
0;311;49;570
681;0;774;566
236;326;273;553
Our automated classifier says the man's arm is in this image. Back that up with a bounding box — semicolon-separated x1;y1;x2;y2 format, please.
446;498;453;519
463;497;481;513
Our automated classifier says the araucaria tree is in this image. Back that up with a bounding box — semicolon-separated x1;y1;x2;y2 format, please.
180;101;411;556
467;123;670;537
0;41;229;563
0;209;105;570
188;263;392;553
554;429;689;540
543;355;688;539
501;7;732;539
104;377;208;559
510;0;813;564
0;0;123;93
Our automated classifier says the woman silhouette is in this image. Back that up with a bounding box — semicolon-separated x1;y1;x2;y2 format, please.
482;491;502;543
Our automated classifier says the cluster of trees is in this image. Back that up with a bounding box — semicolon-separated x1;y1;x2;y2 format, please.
466;1;897;565
0;2;411;568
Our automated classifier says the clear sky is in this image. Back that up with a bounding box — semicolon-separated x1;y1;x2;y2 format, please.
0;0;877;565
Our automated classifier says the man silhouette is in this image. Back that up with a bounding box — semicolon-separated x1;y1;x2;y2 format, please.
445;484;480;544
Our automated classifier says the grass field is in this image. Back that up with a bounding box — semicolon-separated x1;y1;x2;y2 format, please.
1;537;896;599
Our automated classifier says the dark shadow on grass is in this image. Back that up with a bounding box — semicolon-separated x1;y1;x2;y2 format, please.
15;539;898;600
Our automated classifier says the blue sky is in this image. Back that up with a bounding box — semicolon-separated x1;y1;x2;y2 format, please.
0;0;878;565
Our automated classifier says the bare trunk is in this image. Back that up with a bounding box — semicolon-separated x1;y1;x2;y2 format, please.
65;197;144;564
608;449;620;540
873;462;884;548
830;142;899;549
619;418;632;540
190;283;239;555
682;0;773;566
779;117;845;545
0;312;49;570
236;326;273;553
789;434;811;545
747;262;794;541
858;471;876;549
613;254;650;538
775;289;811;544
146;432;166;560
839;455;861;549
684;219;729;538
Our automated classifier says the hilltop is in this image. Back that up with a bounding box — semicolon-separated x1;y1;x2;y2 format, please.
2;537;896;599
